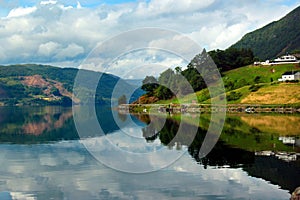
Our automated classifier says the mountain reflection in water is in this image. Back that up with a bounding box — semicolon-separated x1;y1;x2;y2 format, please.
0;106;299;199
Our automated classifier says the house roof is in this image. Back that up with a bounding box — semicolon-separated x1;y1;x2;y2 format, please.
282;71;299;75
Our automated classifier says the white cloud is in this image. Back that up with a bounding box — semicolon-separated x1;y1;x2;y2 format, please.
0;0;299;77
188;22;250;50
136;0;216;16
38;41;61;56
55;43;84;59
7;6;37;18
76;1;82;9
148;34;203;61
40;0;57;5
213;23;249;49
100;47;188;78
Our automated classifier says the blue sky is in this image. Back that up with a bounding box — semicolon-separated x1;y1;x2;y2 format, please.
4;0;139;8
281;0;298;6
0;0;299;78
0;0;134;16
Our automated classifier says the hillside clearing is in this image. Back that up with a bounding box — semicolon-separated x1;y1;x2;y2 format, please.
223;63;299;85
241;83;300;104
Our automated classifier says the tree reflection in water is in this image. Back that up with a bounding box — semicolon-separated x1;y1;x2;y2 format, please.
137;114;254;168
136;113;300;193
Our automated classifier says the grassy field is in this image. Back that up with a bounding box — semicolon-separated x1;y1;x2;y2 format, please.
156;63;300;105
222;63;300;104
241;83;300;104
223;63;299;84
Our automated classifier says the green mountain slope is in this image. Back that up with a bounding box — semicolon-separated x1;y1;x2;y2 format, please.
0;64;140;106
231;6;300;60
156;63;300;105
215;63;300;104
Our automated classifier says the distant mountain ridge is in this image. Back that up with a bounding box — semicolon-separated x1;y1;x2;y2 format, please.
0;64;141;106
231;6;300;60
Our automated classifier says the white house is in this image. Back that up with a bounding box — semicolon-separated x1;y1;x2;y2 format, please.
258;54;300;66
278;71;300;81
274;55;298;63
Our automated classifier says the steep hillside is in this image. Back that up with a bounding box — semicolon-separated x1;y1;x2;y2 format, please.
218;63;300;104
156;63;300;105
231;6;300;60
0;64;140;106
222;63;299;87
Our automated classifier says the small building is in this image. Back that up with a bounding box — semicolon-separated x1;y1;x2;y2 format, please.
278;71;300;81
258;54;300;66
274;55;298;63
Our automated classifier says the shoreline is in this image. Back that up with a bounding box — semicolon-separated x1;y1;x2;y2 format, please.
118;103;300;114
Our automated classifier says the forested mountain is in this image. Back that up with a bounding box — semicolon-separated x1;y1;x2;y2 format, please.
231;6;300;60
0;64;140;106
208;48;254;72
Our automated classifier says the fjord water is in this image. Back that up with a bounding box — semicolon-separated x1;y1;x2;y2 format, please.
0;106;299;199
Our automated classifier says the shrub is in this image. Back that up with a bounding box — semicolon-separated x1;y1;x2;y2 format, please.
254;76;261;84
227;91;242;101
249;84;261;92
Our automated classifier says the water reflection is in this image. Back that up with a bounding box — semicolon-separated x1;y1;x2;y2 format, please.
0;106;127;143
0;106;78;143
0;141;291;200
0;107;299;199
136;113;300;194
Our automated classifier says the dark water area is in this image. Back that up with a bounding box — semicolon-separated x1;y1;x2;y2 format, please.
0;106;299;199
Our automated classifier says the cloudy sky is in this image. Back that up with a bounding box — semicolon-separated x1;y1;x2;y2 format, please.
0;0;299;78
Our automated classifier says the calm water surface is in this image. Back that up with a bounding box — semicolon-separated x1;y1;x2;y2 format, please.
0;106;299;200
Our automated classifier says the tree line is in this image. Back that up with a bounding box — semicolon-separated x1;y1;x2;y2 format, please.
140;48;255;102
